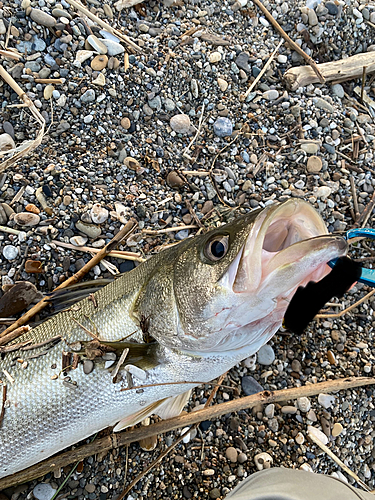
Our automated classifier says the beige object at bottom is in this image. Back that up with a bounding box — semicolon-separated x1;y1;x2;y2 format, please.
226;468;372;500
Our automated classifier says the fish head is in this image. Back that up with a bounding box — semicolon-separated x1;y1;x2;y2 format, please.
135;199;347;354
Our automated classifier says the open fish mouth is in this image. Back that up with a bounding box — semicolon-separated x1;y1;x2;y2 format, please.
212;199;347;352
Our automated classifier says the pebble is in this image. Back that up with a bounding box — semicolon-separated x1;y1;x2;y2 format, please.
3;245;19;261
257;344;275;365
277;54;288;64
83;360;94;375
318;393;335;409
33;483;56;500
331;83;344;98
295;432;305;445
264;403;275;418
0;133;15;151
241;376;263;396
315;186;332;200
297;397;311;413
75;50;95;64
102;39;125;56
313;97;334;113
43;85;54;100
308;425;328;445
306;155;322;173
226;447;238;463
209;52;222;63
121;117;131;130
14;212;40;226
81;89;96;103
87;35;108;54
254;452;273;471
301;143;319;155
325;1;338;15
30;9;56;27
213;117;233;137
76;221;102;238
92;74;106;86
91;55;108;71
332;423;343;437
170;114;191;135
217;78;228;91
262;89;279;101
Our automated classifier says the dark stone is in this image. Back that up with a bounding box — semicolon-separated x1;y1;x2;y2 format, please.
241;376;263;396
42;185;52;197
235;52;251;73
325;1;339;15
136;204;147;218
119;260;136;273
183;485;192;499
199;420;212;432
252;66;261;77
2;121;14;138
323;143;335;154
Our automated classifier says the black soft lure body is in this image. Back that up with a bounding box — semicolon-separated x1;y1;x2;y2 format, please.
283;257;362;335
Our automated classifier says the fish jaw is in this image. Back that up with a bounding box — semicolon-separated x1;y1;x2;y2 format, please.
193;200;348;352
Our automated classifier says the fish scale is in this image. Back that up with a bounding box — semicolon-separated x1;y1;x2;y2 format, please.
0;200;348;479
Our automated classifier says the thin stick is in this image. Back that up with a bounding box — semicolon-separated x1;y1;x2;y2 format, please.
183;103;206;160
2;376;374;489
71;319;100;341
355;189;375;228
0;384;7;428
316;288;375;318
308;430;371;491
0;225;24;236
350;176;360;223
0;65;45;172
0;49;22;60
118;372;227;499
0;326;31;347
250;0;324;83
51;240;144;262
0;219;137;340
34;79;64;84
142;225;197;235
66;0;141;53
241;40;283;100
360;66;367;103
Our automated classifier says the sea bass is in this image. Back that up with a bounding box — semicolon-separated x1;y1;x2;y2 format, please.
0;199;347;478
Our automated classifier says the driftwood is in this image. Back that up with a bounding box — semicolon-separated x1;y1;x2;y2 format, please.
284;51;375;90
0;219;137;340
1;376;373;489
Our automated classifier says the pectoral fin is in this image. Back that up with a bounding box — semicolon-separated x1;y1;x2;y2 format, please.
113;390;192;432
113;399;167;432
155;390;192;420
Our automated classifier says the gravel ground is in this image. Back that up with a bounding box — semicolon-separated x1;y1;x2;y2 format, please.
1;0;375;498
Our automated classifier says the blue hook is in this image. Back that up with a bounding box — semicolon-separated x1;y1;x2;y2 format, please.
328;227;375;287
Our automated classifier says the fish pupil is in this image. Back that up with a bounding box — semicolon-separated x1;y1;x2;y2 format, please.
211;240;225;258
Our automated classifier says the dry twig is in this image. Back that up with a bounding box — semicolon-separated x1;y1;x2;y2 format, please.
0;65;45;172
66;0;141;53
2;376;374;489
316;288;375;319
251;0;324;83
308;430;371;491
51;240;144;262
241;40;283;100
0;219;137;341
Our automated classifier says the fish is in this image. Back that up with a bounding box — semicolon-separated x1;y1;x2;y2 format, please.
0;199;348;479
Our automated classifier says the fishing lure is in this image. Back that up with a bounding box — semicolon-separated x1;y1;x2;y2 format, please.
284;227;375;335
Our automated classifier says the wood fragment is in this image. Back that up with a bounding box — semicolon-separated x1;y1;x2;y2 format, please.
0;385;7;428
34;78;64;84
241;40;283;100
0;65;45;173
308;430;371;491
51;240;144;262
250;0;324;83
0;326;31;347
0;219;137;342
316;289;375;319
284;51;375;90
2;376;374;489
66;0;141;53
360;66;367;103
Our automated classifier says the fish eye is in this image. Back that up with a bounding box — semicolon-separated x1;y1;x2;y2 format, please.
204;235;229;261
